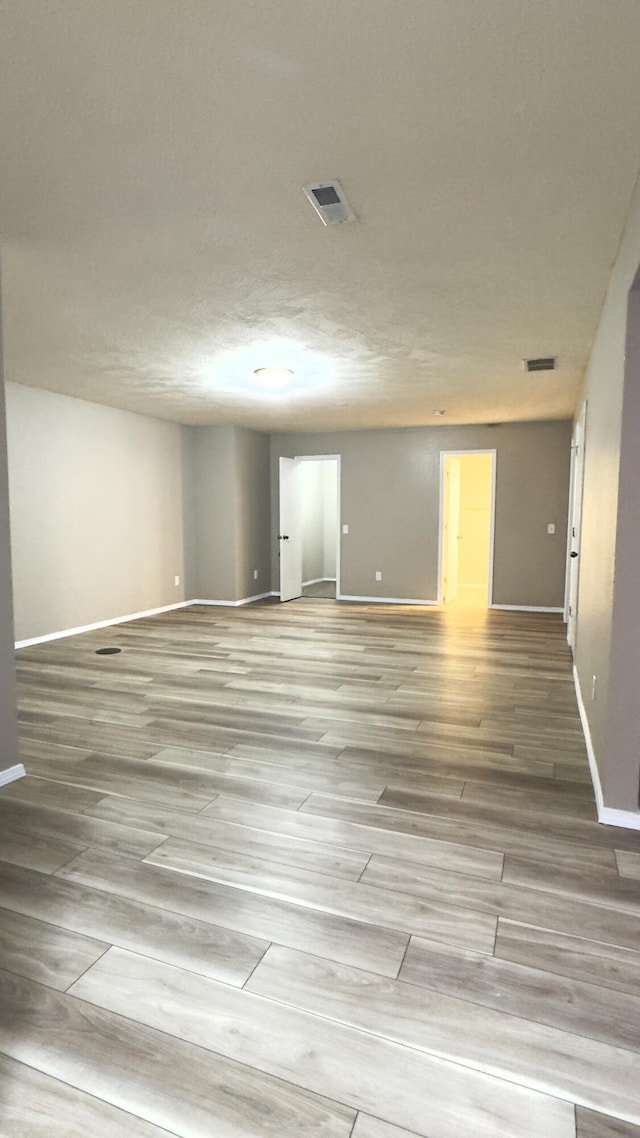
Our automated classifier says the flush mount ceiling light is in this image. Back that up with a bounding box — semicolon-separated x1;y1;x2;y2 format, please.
432;409;446;416
205;339;336;400
254;366;293;378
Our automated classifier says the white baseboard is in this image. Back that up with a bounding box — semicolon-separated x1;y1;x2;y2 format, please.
598;805;640;830
190;592;276;608
573;665;640;831
0;763;26;788
15;601;193;649
15;594;283;648
337;594;438;606
490;604;564;613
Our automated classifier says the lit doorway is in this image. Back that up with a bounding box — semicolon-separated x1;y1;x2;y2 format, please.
440;451;495;607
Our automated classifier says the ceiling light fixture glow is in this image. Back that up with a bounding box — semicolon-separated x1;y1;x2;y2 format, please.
204;339;336;401
432;409;445;416
252;366;295;391
253;367;294;380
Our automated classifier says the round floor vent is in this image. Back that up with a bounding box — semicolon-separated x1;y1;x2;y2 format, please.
95;647;122;655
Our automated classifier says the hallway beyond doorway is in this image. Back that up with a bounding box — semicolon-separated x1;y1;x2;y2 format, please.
440;451;495;608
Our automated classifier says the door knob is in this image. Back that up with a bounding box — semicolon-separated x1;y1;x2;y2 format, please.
570;551;578;558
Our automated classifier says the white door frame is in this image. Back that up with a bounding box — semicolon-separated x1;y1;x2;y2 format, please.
437;450;497;605
565;403;587;648
291;454;342;597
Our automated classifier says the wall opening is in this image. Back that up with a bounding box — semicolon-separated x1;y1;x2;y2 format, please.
440;451;495;607
299;458;339;599
279;455;340;602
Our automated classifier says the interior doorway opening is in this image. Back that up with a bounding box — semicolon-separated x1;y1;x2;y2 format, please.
279;456;340;602
440;451;495;608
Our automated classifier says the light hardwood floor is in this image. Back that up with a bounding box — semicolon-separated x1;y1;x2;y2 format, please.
2;599;640;1137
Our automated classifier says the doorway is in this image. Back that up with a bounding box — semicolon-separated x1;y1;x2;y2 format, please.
439;451;495;607
279;456;340;601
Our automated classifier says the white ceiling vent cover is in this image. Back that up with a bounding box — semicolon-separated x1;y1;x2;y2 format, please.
303;180;356;225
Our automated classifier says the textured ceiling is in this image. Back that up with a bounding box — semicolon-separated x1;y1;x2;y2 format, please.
1;0;640;431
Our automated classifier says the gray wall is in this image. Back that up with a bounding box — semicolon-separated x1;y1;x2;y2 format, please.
0;286;18;772
235;428;271;599
187;425;271;602
6;384;186;641
271;422;570;605
574;168;640;812
189;425;237;601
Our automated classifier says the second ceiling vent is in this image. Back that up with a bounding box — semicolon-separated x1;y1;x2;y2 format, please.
524;356;557;373
303;180;356;225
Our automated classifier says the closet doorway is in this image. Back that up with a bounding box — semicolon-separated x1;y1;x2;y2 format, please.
278;456;340;601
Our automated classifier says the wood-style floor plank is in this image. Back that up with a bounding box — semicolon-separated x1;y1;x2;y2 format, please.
0;1052;180;1138
68;946;575;1138
142;837;497;953
361;853;640;950
0;907;108;990
55;846;409;977
576;1108;640;1138
149;744;390;801
299;793;618;869
352;1117;427;1138
87;795;371;880
0;825;84;875
246;943;640;1122
5;598;640;1135
0;968;354;1138
0;860;268;987
200;794;506;880
494;918;640;998
399;935;640;1052
0;796;165;860
615;849;640;881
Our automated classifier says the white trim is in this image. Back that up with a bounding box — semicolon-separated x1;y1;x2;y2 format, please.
490;604;564;614
438;449;496;606
337;594;438;606
190;592;275;608
0;764;26;788
599;805;640;830
15;601;192;649
565;401;588;644
573;665;640;831
14;593;281;648
302;578;326;587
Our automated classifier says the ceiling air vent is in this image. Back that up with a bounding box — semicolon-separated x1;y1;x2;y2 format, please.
302;180;356;226
524;356;557;373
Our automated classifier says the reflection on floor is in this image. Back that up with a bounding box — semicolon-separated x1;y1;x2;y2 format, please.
445;585;488;608
302;579;336;599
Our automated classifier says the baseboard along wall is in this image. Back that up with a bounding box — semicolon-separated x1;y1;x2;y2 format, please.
573;665;640;831
0;764;26;788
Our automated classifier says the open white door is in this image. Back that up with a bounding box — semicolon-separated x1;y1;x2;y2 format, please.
279;457;303;602
566;403;587;649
